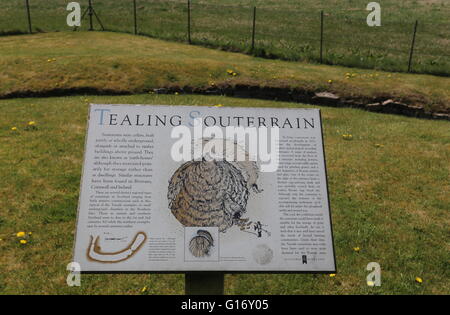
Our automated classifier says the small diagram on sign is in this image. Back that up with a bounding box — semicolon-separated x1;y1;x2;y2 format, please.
240;220;271;238
86;231;147;263
185;227;219;262
252;244;273;265
189;230;214;257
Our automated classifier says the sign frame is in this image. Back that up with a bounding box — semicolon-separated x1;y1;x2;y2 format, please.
73;104;337;275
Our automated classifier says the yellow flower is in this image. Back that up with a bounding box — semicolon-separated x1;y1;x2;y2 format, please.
327;80;333;83
11;127;17;131
367;280;375;287
342;134;353;140
28;232;32;235
374;143;384;148
353;247;361;252
16;231;26;238
20;240;27;244
28;121;36;126
415;277;423;283
141;286;148;292
232;72;237;76
226;69;234;74
329;274;336;277
175;92;179;95
214;104;223;107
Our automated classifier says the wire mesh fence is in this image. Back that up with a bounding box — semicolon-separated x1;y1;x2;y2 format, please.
0;0;448;76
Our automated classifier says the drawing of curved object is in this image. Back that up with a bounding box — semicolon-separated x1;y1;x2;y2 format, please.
189;229;214;257
86;231;147;263
168;139;263;233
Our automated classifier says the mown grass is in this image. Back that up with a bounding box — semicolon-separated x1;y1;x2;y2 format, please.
1;32;449;114
0;94;449;294
0;0;448;75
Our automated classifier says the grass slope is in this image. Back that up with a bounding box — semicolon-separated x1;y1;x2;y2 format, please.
0;0;448;75
0;94;449;294
0;32;449;114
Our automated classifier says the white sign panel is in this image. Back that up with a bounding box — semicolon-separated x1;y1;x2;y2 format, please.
73;104;336;272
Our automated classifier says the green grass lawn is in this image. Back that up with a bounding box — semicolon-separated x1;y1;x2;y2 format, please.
0;0;448;75
0;94;449;294
1;32;449;115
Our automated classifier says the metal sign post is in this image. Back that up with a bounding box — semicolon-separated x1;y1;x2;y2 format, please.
185;272;224;295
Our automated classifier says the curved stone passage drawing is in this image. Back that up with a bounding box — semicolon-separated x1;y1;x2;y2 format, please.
189;230;214;257
86;232;147;263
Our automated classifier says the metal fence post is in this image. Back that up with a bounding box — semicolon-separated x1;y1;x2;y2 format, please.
25;0;32;34
187;0;191;44
408;20;418;73
251;6;256;51
133;0;138;34
320;10;324;63
88;0;94;31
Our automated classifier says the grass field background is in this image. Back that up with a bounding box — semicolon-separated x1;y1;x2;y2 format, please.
0;94;449;294
1;32;449;115
0;0;448;75
0;1;449;295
